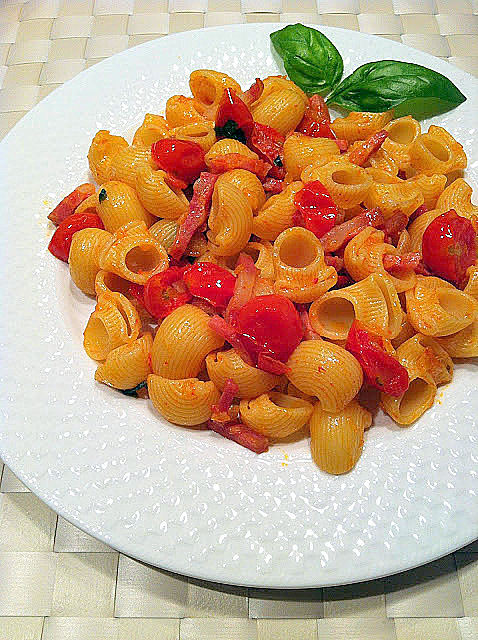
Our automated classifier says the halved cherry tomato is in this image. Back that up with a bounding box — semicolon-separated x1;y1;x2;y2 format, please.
143;267;191;320
48;212;104;262
151;138;206;184
215;88;254;143
296;94;335;139
235;294;303;363
345;321;409;397
422;209;477;288
294;180;338;238
183;262;236;310
48;183;95;225
249;122;285;168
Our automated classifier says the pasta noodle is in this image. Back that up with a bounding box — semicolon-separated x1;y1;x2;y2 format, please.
207;181;253;256
309;273;402;341
99;220;169;284
148;374;220;426
83;291;141;361
189;69;242;117
308;159;372;209
330;110;393;143
435;178;478;219
96;180;154;232
283;133;339;182
206;349;280;398
132;114;169;148
240;392;313;439
151;304;224;379
253;181;303;241
286;340;363;413
344;227;416;293
135;165;189;219
216;170;266;214
95;333;153;390
409;125;467;175
87;130;128;184
168;121;216;152
251;88;306;136
273;227;337;303
405;276;478;337
165;95;206;128
310;400;372;474
69;228;112;295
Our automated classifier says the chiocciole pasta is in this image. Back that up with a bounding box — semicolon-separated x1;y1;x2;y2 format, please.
47;66;478;475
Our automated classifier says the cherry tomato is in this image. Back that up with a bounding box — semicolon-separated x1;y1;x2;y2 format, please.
215;88;254;143
48;183;96;225
249;122;285;167
235;294;304;363
294;180;338;238
296;94;335;139
345;321;409;397
151;138;206;184
422;209;477;288
183;262;236;310
143;267;191;320
48;212;104;262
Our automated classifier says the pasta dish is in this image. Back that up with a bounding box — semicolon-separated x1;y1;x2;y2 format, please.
47;67;478;475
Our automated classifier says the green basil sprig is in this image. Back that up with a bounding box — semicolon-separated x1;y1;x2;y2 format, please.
270;25;466;119
326;60;466;119
270;24;343;96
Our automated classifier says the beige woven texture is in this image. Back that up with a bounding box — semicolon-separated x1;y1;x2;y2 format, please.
1;1;478;638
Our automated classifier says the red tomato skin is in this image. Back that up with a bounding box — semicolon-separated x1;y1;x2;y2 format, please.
215;88;254;140
48;212;104;262
249;122;285;167
236;294;304;363
345;321;409;397
151;138;206;184
48;183;95;225
183;262;236;310
143;267;191;320
422;209;477;288
296;95;335;139
294;180;338;238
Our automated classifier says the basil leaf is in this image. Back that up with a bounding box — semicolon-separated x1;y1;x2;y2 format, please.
98;188;107;203
327;60;466;119
120;380;147;397
214;119;247;144
270;24;343;96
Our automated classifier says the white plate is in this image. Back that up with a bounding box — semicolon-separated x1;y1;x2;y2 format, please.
1;24;477;588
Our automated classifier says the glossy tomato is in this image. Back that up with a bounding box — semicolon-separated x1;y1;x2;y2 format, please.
215;88;254;143
48;211;104;262
151;138;206;184
235;294;303;363
296;94;335;139
345;321;409;397
422;209;477;288
183;262;236;310
143;267;191;320
294;180;338;238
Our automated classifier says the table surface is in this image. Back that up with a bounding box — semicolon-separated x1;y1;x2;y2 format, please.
1;2;478;639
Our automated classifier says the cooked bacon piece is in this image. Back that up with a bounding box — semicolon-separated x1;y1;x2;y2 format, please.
239;78;264;107
208;419;269;453
257;353;290;375
334;274;353;289
48;184;95;225
383;252;422;275
208;315;254;365
225;253;258;324
320;208;384;253
211;378;239;422
190;297;216;315
347;130;388;166
324;254;344;271
335;139;349;152
382;211;408;245
263;177;284;194
207;153;271;180
169;172;217;261
300;311;321;340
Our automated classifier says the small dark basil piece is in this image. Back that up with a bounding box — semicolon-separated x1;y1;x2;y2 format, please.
214;119;246;144
326;60;466;119
98;188;107;203
270;24;343;96
273;156;283;167
120;380;147;397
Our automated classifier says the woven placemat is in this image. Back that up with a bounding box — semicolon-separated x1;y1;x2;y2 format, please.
1;2;478;639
